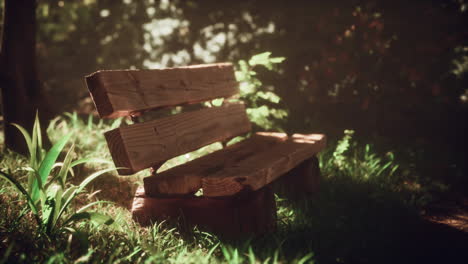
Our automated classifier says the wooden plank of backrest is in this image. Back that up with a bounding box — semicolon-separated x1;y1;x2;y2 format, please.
105;103;251;175
86;63;238;118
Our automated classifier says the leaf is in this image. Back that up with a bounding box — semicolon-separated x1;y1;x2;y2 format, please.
65;212;114;226
297;253;314;264
87;114;93;130
257;91;281;103
33;133;72;201
55;168;115;224
0;171;40;221
34;112;43;160
59;186;78;214
43;187;59;234
11;123;33;161
239;60;249;73
239;82;256;95
57;144;76;187
211;98;224;107
270;57;286;64
76;201;115;214
70;157;113;168
247;247;256;264
51;185;64;231
31;117;38;168
248;52;272;67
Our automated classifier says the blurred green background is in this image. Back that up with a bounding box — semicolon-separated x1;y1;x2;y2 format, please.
1;0;467;191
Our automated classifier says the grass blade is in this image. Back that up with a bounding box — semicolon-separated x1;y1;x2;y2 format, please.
204;243;220;263
58;186;78;214
33;133;72;201
56;168;115;224
11;123;33;161
57;144;76;187
70;158;113;168
51;186;64;231
31;118;38;169
43;186;59;234
297;253;314;264
0;171;40;222
76;200;115;214
34;112;43;160
65;212;114;226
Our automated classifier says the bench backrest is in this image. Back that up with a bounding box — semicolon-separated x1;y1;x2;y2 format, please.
86;63;251;175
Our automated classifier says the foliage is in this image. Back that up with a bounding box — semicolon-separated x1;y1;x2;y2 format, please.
47;112;125;159
235;52;288;131
25;2;467;173
321;129;399;185
5;0;461;188
1;112;460;263
0;114;115;237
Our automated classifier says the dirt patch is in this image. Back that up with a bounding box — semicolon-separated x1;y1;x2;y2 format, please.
425;198;468;232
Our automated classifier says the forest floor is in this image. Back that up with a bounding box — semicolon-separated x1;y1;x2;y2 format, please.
384;191;468;263
425;197;468;232
1;114;468;263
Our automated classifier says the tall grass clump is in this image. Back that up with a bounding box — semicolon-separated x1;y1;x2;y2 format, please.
0;114;115;238
320;129;400;186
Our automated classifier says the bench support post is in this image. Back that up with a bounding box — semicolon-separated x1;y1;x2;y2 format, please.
272;156;321;201
132;186;277;237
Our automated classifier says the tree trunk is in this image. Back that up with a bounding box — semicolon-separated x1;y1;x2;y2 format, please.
0;0;52;155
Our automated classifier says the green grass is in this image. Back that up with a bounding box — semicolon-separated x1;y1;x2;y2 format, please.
0;112;447;263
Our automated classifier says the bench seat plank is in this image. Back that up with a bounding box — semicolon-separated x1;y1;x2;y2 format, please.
143;132;326;197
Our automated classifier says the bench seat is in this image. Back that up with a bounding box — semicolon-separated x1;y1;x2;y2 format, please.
144;132;326;197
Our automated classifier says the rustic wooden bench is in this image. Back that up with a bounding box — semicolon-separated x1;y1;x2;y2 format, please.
86;63;326;237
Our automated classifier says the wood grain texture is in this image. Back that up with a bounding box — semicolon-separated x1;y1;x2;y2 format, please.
144;132;326;197
132;185;276;237
105;103;251;175
86;63;239;118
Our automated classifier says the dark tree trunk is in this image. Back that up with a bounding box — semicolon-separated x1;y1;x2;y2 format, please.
0;0;52;155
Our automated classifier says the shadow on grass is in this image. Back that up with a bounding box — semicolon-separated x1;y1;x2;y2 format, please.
241;175;468;264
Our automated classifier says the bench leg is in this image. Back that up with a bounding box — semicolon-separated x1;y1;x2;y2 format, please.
273;156;321;200
131;185;276;237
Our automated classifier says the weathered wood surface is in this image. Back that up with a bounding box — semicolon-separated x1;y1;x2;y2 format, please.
271;156;321;201
132;185;276;237
86;63;238;118
144;132;326;197
105;103;251;175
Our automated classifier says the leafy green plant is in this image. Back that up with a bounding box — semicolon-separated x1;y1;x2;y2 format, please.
235;52;288;131
322;129;399;182
0;114;115;237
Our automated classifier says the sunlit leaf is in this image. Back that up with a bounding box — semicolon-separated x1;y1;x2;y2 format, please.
57;144;76;187
65;212;114;226
248;52;272;67
70;157;113;168
33;133;72;201
56;168;115;223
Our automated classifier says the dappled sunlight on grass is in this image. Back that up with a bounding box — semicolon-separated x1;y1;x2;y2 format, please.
1;114;466;263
